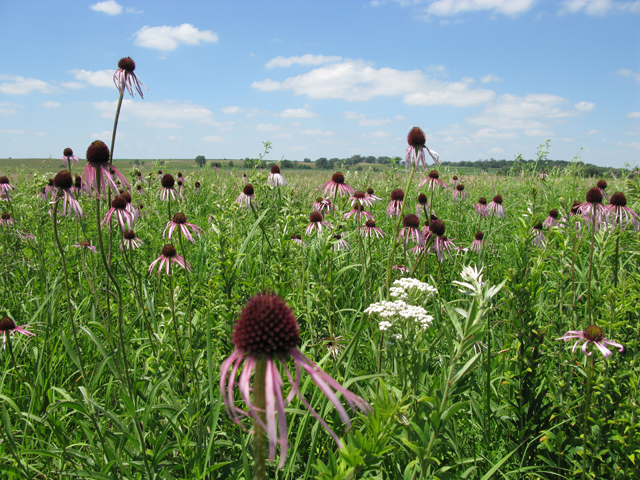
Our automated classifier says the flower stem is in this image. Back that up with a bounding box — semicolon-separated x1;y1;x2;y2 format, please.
253;356;267;480
587;211;596;324
582;352;594;480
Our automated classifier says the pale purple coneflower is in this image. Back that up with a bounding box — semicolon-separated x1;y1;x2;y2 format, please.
469;231;484;253
398;214;423;246
475;197;488;217
486;195;506;218
194;181;201;193
0;212;14;226
312;197;333;214
177;172;185;183
214;163;220;171
451;175;460;188
52;171;83;217
306;211;332;235
319;172;354;197
135;183;145;195
419;170;448;190
148;244;191;275
82;140;129;198
596;179;610;201
386;189;405;217
539;169;549;180
452;184;467;203
44;178;56;199
122;229;143;250
158;174;183;202
0;176;16;200
164;212;203;243
349;191;374;208
332;233;350;251
220;293;371;468
177;180;184;194
101;195;135;231
135;171;143;184
405;127;439;172
0;316;35;350
416;193;430;217
72;240;97;253
392;265;409;274
236;184;257;210
556;325;623;358
365;187;382;204
290;234;305;246
344;204;373;222
531;222;546;247
608;192;639;231
421;214;438;238
544;209;562;228
359;219;385;239
267;165;287;187
425;219;455;263
157;170;163;182
73;175;86;196
578;188;607;228
113;56;148;98
120;191;137;219
62;147;79;165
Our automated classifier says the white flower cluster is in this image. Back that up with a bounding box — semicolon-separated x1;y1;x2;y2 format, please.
392;333;403;340
393;277;438;297
365;300;434;330
389;286;408;299
379;321;392;331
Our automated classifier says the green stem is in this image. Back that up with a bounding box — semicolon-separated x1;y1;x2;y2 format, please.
582;352;594;480
587;210;596;324
253;357;267;480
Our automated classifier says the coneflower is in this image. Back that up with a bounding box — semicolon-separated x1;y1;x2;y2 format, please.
157;170;163;182
486;195;505;218
122;229;143;250
386;189;405;217
82;140;129;197
596;179;610;201
475;197;488;217
164;212;203;243
290;233;305;246
425;219;455;263
544;209;561;228
72;240;97;253
158;174;182;202
319;172;354;197
177;172;185;183
194;181;201;193
416;192;430;217
399;214;423;246
405;126;439;172
359;219;385;239
451;175;460;188
306;211;332;235
469;231;484;253
312;197;333;213
44;178;56;199
135;184;145;195
267;165;287;187
578;188;607;228
101;195;135;231
608;192;639;231
0;316;35;350
62;147;79;165
113;56;148;98
349;190;374;208
236;184;257;210
53;170;83;217
419;170;448;190
332;233;350;251
0;212;14;226
452;184;467;203
344;203;373;221
148;244;190;274
365;187;382;203
531;222;546;247
557;325;623;358
0;176;16;200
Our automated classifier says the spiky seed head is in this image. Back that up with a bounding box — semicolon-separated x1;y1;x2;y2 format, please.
0;176;9;184
418;193;428;205
195;181;201;188
270;165;281;174
86;140;110;165
407;127;426;147
123;230;136;240
111;195;127;210
232;292;300;354
429;219;446;236
390;188;405;201
75;176;82;188
475;231;484;241
533;222;543;231
478;197;487;205
549;209;558;218
53;171;73;190
161;244;177;258
79;241;91;247
584;325;604;342
609;192;626;207
596;179;607;190
243;184;254;196
309;212;323;223
1;212;11;221
121;192;132;203
428;170;439;179
493;195;503;204
331;172;345;184
353;191;366;199
456;184;465;191
365;220;376;228
403;214;420;229
0;316;16;332
172;212;187;224
161;174;175;188
118;57;136;72
177;180;183;187
571;201;581;214
586;187;603;204
63;148;73;157
452;175;458;180
366;187;375;195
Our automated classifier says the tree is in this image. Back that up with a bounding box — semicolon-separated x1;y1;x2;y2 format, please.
228;160;234;168
303;158;311;163
195;155;206;168
315;157;328;168
281;159;294;169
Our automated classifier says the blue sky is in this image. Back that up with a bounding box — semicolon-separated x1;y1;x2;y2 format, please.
1;0;638;167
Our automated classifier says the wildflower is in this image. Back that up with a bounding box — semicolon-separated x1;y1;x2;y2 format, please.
157;170;163;182
113;56;148;98
122;229;143;250
82;140;129;197
364;299;434;329
344;203;373;222
556;325;623;358
0;316;35;350
0;176;16;199
135;171;143;183
306;211;332;235
386;189;404;217
332;233;350;251
416;192;430;217
608;192;639;231
578;187;607;227
392;277;438;297
62;147;79;165
359;219;385;239
102;195;135;231
136;203;145;217
214;163;220;171
53;171;83;217
451;175;460;188
379;320;392;331
404;127;439;172
177;172;185;183
486;195;506;218
44;178;56;199
365;187;382;203
220;293;371;467
73;175;85;195
419;169;448;190
290;234;305;246
539;169;549;180
72;241;97;253
596;179;610;201
148;244;191;274
425;219;455;263
0;212;14;226
312;197;333;213
349;191;374;208
164;212;203;243
194;181;201;193
319;172;354;197
236;184;256;210
135;184;145;195
320;335;346;359
267;165;287;187
158;174;183;202
531;222;546;247
392;265;409;274
469;231;484;253
452;184;467;203
399;214;423;246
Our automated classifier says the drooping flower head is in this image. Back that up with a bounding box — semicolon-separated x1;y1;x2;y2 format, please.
452;184;467;203
313;196;333;213
122;229;143;250
290;233;305;246
475;197;488;217
236;184;257;210
177;172;185;183
556;325;623;358
596;179;610;201
531;221;546;247
386;188;405;217
365;187;382;203
148;244;190;274
544;209;562;228
0;316;35;350
608;192;640;231
469;231;484;253
102;194;134;231
399;214;423;246
113;56;149;98
306;211;332;235
451;175;460;188
487;195;505;218
194;181;201;192
62;147;79;164
53;170;83;217
267;164;287;188
73;240;97;253
319;172;355;197
344;203;373;222
416;192;430;217
405;127;439;171
220;293;371;467
425;219;455;262
359;219;385;238
332;233;350;251
578;187;607;227
419;169;448;190
158;174;182;202
0;212;13;226
0;176;16;200
82;140;129;198
164;212;203;243
349;190;374;208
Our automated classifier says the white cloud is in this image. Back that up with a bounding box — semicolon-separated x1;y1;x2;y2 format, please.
363;131;391;138
201;135;225;142
343;111;390;126
583;129;599;134
617;69;640;83
134;24;219;52
60;81;86;90
221;106;243;114
524;129;554;136
0;75;56;95
256;124;281;131
68;69;114;88
480;74;503;83
575;101;595;111
488;147;505;154
560;0;640;15
266;54;343;68
0;102;19;115
91;130;130;139
93;99;222;128
252;59;495;106
275;108;317;118
0;128;46;136
42;101;60;108
300;129;333;136
90;0;123;15
426;0;537;16
472;128;519;139
126;6;144;14
627;111;640;118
